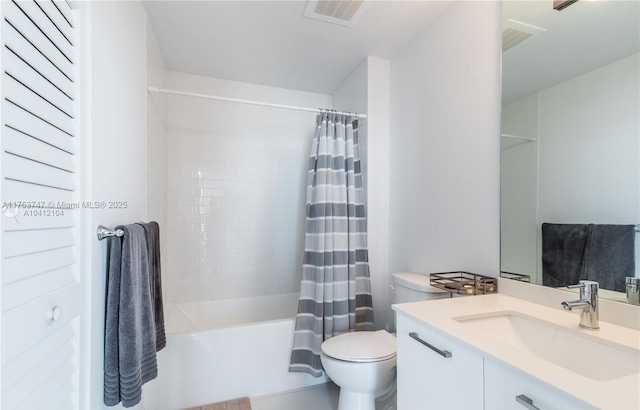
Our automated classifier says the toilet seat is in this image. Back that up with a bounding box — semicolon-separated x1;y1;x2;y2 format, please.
321;330;397;363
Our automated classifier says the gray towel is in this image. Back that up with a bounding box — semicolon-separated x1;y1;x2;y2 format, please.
542;223;590;288
542;223;636;292
138;221;166;351
104;233;122;406
104;224;158;407
585;225;635;292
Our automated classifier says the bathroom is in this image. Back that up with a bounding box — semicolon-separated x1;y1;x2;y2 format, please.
0;0;638;409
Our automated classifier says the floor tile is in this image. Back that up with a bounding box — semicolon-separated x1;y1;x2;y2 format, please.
251;383;339;410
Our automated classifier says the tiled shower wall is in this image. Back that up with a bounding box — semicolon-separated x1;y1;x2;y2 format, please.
163;71;332;302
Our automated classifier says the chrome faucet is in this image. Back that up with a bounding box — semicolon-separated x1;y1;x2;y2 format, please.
561;280;599;329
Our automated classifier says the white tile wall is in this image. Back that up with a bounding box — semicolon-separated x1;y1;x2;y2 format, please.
162;72;332;302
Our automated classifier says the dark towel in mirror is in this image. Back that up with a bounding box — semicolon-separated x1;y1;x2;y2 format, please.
542;223;591;288
585;224;635;292
542;223;636;292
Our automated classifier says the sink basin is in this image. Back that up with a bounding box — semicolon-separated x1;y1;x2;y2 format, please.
453;311;640;381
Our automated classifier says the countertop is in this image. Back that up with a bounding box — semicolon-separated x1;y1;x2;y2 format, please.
393;293;640;410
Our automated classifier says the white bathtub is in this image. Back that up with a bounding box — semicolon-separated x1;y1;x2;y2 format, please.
142;293;327;409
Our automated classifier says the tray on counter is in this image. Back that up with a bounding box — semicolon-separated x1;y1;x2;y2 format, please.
430;271;497;296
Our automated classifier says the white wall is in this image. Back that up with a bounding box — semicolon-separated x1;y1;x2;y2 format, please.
82;2;149;408
537;53;639;224
501;53;640;283
146;17;168;279
366;57;391;329
163;71;331;303
333;59;368;199
332;57;392;330
389;1;502;278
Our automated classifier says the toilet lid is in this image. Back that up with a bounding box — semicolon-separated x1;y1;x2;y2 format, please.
391;272;449;293
321;330;397;363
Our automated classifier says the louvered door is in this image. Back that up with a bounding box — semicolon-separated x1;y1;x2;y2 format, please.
1;1;80;409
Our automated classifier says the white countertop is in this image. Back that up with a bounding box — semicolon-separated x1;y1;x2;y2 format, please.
393;293;640;410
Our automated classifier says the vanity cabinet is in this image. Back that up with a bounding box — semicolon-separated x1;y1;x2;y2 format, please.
396;313;484;410
394;294;639;409
484;359;595;410
396;312;595;410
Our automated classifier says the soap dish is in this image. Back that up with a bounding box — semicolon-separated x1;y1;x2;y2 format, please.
430;271;497;296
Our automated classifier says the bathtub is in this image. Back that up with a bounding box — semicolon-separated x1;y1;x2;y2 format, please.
142;293;328;409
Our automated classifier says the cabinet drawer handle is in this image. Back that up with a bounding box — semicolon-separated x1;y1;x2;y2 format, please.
516;394;541;410
408;332;452;358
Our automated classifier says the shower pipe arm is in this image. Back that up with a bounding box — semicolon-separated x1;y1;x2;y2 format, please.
147;86;367;119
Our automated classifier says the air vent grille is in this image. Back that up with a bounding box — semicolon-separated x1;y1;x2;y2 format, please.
502;19;547;52
314;0;363;21
503;28;534;52
303;0;369;28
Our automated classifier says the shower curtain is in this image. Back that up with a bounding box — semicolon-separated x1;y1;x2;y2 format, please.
289;112;375;377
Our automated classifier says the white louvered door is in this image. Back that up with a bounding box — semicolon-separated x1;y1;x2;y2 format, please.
0;1;80;409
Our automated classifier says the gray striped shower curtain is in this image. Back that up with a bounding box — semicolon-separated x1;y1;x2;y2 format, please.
289;112;375;377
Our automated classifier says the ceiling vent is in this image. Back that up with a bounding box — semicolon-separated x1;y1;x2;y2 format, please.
502;19;547;52
303;0;370;28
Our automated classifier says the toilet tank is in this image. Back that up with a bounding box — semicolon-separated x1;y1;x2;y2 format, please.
391;272;450;304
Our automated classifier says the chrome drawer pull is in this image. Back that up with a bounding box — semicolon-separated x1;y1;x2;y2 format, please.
516;394;541;410
408;332;452;358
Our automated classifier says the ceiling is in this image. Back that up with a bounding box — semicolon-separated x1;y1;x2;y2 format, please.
502;0;640;104
144;1;639;100
143;0;451;94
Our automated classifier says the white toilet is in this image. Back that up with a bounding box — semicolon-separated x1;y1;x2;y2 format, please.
320;272;450;410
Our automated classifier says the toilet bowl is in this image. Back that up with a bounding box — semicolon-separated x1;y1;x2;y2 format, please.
321;330;397;410
320;272;450;410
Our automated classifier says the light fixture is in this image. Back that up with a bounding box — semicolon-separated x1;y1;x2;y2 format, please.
553;0;579;11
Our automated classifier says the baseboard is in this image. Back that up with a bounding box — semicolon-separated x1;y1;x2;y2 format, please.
250;382;336;402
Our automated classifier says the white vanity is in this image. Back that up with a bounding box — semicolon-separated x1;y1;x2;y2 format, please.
393;294;640;410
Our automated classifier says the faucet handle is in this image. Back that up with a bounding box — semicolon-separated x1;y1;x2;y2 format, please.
567;280;599;288
567;282;586;298
567;281;599;298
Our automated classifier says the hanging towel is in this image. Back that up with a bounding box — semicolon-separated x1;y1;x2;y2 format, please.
138;221;166;351
542;223;591;288
585;225;635;292
104;224;158;408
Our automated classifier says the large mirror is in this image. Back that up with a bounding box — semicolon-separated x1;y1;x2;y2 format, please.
500;0;640;304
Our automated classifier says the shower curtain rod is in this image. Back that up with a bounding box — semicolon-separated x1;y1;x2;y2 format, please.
147;86;368;119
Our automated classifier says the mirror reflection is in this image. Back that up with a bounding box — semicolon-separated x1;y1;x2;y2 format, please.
500;0;640;304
